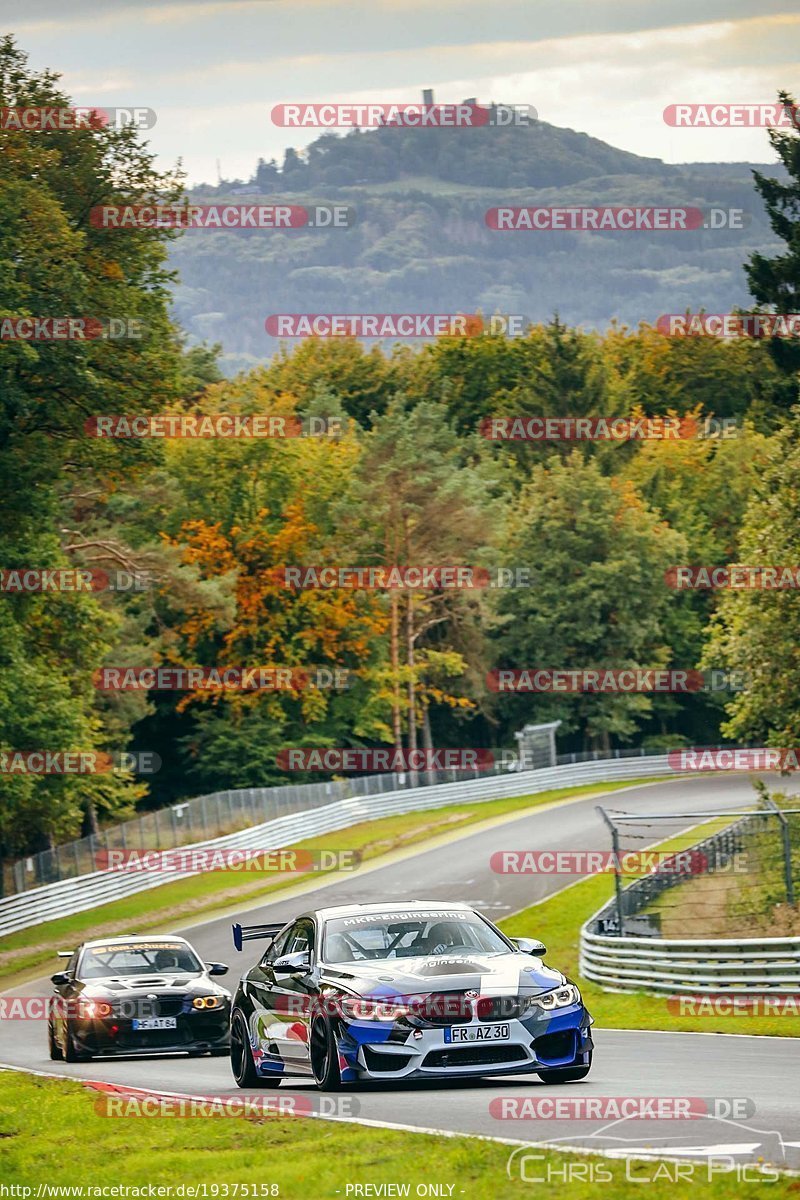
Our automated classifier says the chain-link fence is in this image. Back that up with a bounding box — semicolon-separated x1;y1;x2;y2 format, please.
592;801;800;939
2;743;680;897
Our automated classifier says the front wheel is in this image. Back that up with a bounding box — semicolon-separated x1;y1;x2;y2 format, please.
230;1011;279;1088
310;1017;344;1091
537;1051;592;1084
63;1024;91;1063
48;1021;63;1061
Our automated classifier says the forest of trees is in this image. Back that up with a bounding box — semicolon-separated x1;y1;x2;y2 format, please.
2;39;800;862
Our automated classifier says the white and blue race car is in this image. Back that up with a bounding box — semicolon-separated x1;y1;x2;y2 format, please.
229;900;593;1090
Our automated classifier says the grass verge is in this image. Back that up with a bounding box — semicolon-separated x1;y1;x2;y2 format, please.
1;777;660;987
500;820;799;1038
0;1071;791;1197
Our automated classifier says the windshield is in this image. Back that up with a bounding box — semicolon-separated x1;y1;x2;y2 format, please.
322;910;511;963
78;941;203;979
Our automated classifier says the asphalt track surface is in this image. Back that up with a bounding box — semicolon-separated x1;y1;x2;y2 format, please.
3;774;800;1170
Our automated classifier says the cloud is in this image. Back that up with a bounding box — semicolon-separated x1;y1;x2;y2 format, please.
10;5;799;181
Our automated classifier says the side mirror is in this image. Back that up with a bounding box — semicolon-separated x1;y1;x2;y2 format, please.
513;938;546;957
206;962;229;976
272;951;311;976
50;972;70;986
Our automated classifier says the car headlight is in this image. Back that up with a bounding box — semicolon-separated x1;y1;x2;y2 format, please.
192;995;224;1010
339;998;414;1022
536;984;581;1011
78;999;112;1019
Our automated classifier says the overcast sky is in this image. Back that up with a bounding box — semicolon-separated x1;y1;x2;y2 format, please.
7;0;799;185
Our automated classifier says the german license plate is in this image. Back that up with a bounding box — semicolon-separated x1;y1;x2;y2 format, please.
444;1023;509;1043
132;1017;177;1030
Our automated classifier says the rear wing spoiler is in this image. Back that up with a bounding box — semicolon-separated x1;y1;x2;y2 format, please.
232;921;286;953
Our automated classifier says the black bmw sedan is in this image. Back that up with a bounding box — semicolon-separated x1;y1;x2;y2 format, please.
48;934;231;1061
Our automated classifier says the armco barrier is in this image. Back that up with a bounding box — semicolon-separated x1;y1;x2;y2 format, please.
0;753;674;937
579;927;800;994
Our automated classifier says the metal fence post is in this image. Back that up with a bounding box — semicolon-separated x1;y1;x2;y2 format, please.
764;797;796;906
596;806;625;935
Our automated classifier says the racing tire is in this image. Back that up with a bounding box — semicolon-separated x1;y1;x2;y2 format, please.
310;1017;344;1091
537;1052;592;1084
63;1023;91;1063
48;1020;63;1061
230;1010;280;1089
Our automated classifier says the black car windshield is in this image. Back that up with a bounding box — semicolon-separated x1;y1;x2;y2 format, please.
78;941;203;979
323;911;511;963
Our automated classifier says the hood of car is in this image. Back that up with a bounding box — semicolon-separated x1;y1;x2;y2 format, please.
320;951;564;998
78;974;229;997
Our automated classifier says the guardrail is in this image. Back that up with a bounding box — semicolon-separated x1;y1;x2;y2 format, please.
0;752;674;937
579;928;800;994
5;745;671;895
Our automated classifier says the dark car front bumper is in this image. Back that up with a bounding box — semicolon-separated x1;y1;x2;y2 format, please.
71;1008;231;1056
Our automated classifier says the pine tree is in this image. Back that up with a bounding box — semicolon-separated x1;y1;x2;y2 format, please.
746;91;800;374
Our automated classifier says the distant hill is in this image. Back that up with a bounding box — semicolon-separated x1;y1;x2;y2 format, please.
170;116;783;372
